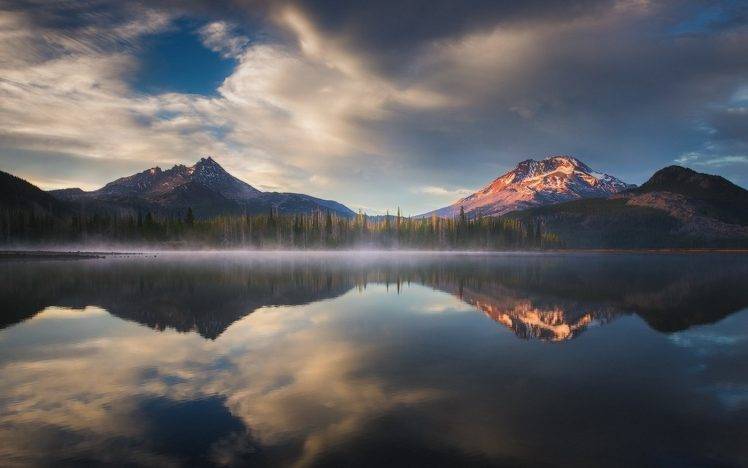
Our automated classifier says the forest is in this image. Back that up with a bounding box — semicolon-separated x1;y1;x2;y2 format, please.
0;206;559;249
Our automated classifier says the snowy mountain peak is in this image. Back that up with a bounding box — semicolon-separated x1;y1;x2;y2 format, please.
507;155;589;181
96;157;260;200
421;155;634;218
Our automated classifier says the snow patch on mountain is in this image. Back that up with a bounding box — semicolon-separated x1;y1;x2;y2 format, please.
420;155;634;218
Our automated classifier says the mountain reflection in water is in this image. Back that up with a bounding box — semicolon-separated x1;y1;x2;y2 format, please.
2;253;748;467
2;253;747;341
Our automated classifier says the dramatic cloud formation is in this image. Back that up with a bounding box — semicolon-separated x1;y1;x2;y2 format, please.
0;0;746;213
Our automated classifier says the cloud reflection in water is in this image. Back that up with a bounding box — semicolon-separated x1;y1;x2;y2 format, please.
1;253;747;466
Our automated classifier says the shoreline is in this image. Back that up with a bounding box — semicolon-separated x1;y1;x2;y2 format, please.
1;248;747;261
0;251;140;261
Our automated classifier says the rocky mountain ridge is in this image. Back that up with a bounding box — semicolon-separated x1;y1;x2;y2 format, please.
49;157;354;218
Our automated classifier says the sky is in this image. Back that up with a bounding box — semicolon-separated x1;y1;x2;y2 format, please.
0;0;746;214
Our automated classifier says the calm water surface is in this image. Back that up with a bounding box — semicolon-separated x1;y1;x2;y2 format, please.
1;252;747;467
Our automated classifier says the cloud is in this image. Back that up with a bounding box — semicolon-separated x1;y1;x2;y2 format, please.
0;2;460;206
0;0;746;213
414;186;473;198
198;21;251;59
674;105;748;179
676;153;748;167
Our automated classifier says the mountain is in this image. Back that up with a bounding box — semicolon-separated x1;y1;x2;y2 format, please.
629;165;748;226
49;157;355;218
96;157;261;201
420;155;633;218
0;170;69;216
508;165;748;248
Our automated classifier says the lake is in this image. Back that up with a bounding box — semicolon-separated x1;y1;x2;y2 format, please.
1;252;747;467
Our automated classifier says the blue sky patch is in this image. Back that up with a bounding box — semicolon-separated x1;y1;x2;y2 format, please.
130;19;237;96
669;5;732;36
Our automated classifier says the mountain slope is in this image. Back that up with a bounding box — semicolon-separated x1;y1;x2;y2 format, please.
50;157;355;218
508;165;748;248
629;166;748;226
0;170;69;215
420;155;633;218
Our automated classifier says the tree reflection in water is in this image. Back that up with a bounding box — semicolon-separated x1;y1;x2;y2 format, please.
2;253;746;341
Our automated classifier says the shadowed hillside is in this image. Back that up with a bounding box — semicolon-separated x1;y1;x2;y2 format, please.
508;166;748;248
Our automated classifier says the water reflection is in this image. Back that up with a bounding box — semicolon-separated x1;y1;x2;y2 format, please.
2;253;747;341
1;253;747;466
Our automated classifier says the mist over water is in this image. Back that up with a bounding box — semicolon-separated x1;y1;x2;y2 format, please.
1;252;747;466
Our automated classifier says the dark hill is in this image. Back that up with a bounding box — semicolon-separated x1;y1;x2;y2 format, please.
0;170;68;215
636;165;747;201
632;165;748;225
508;165;748;248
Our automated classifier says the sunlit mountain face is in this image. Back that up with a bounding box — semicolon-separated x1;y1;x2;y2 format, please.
419;156;634;218
2;253;748;466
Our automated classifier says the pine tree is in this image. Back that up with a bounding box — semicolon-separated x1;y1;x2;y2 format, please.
185;207;194;226
325;211;333;242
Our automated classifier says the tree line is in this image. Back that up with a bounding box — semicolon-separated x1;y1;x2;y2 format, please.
0;206;560;249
